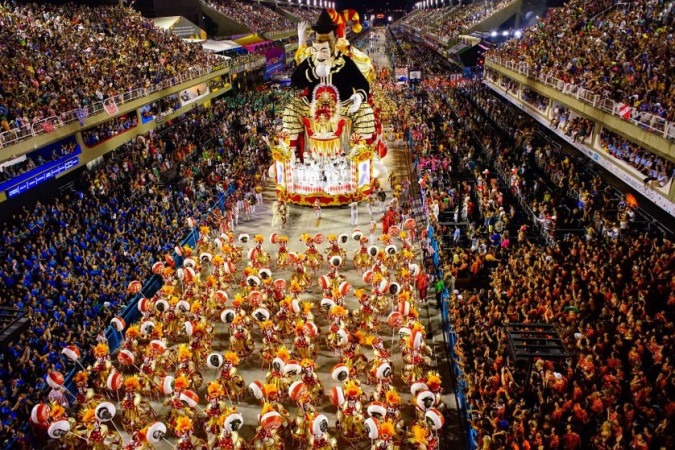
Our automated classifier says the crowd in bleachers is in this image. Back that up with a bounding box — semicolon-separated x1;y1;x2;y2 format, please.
206;0;293;34
0;89;283;445
0;2;221;136
435;0;513;41
81;113;139;147
387;23;674;449
402;0;514;42
600;129;674;188
401;6;449;30
281;5;321;24
426;85;674;450
489;0;675;123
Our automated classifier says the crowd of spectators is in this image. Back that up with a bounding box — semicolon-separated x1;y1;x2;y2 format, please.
140;95;181;123
434;0;514;42
401;5;451;30
521;88;549;113
386;25;674;449
488;0;675;123
600;129;675;188
0;1;221;136
81;113;139;147
206;0;294;34
280;5;321;24
0;88;282;445
402;0;514;42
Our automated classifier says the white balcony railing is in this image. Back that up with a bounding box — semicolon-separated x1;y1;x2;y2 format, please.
487;55;675;141
0;64;225;150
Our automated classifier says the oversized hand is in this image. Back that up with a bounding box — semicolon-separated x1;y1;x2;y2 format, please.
298;21;309;46
347;93;363;114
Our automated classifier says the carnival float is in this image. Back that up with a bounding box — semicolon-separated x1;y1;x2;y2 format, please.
268;9;388;206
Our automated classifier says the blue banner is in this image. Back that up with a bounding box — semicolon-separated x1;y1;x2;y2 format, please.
5;156;79;198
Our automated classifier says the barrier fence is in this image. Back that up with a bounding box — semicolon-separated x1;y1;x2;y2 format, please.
408;127;477;450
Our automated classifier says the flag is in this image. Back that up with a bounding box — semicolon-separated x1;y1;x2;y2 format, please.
42;121;56;133
75;108;89;127
103;98;118;117
618;103;632;120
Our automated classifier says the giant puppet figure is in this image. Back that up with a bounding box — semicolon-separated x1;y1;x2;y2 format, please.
284;9;375;155
271;9;386;206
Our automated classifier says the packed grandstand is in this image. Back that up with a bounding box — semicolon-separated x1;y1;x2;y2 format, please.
0;1;672;450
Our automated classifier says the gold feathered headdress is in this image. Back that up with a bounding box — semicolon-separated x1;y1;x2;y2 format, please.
175;416;193;435
93;343;109;358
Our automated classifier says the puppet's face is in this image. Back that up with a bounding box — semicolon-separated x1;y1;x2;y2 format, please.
313;39;333;64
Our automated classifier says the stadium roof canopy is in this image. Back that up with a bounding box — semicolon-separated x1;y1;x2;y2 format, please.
200;39;242;53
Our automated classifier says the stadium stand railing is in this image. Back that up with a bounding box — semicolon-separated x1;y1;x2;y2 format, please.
0;64;224;150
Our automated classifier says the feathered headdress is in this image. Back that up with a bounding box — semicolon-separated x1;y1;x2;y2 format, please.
302;302;313;314
264;384;278;398
73;371;89;384
408;425;429;445
177;345;193;360
79;408;96;424
344;380;361;397
207;381;225;399
175;416;193;436
378;421;395;438
426;372;442;391
330;305;347;317
125;325;141;339
261;402;275;415
224;351;240;365
124;375;141;391
190;301;203;314
276;347;291;362
290;280;303;294
49;403;66;420
174;375;190;392
93;343;109;358
385;390;401;406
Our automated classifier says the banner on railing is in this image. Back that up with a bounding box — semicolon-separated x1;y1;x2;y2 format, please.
617;103;632;120
395;67;409;82
103;98;119;117
6;156;79;199
75;108;89;127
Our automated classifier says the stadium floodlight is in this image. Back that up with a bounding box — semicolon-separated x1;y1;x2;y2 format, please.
491;31;497;37
388;16;393;22
502;30;509;36
514;30;522;38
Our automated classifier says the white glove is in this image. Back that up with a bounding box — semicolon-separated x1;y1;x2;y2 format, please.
347;93;363;114
298;21;309;46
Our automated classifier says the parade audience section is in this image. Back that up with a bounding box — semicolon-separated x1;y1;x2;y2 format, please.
488;0;674;128
0;90;278;446
0;1;221;142
206;0;294;34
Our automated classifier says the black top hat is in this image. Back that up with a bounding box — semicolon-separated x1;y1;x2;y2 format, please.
312;9;338;34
